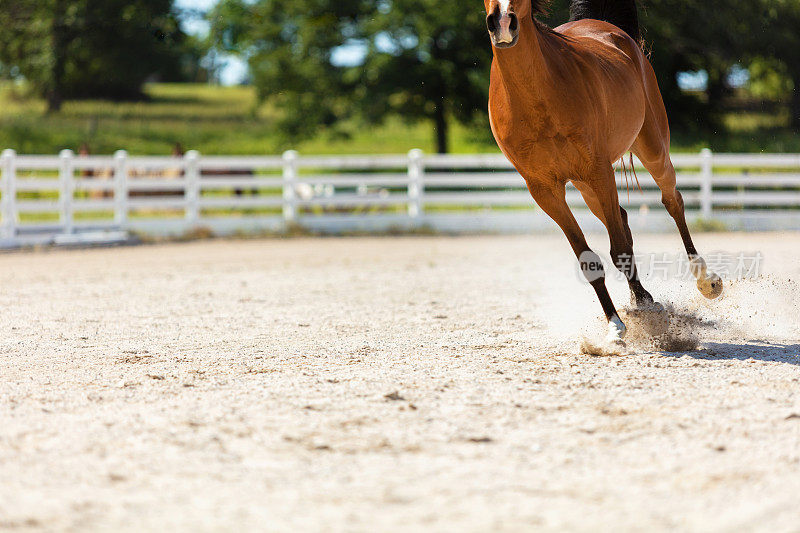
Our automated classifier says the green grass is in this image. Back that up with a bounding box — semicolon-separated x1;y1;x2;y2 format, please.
1;82;284;155
1;81;798;155
0;82;497;155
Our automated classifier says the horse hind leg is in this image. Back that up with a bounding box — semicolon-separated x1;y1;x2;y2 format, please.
632;139;723;300
573;180;653;307
616;205;659;305
629;55;722;299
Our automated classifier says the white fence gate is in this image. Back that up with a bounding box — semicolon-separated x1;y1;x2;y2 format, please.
2;148;800;247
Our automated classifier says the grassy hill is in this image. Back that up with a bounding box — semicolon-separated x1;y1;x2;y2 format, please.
0;82;797;155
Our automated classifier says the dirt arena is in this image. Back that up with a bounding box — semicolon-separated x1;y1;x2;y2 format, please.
1;233;799;531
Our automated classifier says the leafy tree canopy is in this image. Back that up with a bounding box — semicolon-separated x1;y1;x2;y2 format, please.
210;0;489;152
0;0;204;111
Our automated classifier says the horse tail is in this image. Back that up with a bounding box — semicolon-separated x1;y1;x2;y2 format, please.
568;0;641;43
630;152;643;193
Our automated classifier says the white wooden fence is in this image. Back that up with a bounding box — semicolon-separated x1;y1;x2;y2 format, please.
1;148;800;247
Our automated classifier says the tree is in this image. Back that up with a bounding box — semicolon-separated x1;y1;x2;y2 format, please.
210;0;490;153
756;0;800;130
209;0;374;142
356;1;492;153
0;0;192;112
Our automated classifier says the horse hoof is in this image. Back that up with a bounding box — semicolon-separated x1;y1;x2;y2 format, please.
606;315;627;344
697;273;723;300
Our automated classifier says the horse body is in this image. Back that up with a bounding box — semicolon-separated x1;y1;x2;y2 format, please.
484;0;722;344
490;18;646;185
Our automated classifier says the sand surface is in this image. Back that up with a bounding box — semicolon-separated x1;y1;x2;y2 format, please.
1;233;799;532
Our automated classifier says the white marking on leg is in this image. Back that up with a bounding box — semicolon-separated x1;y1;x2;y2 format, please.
689;256;708;279
606;314;627;344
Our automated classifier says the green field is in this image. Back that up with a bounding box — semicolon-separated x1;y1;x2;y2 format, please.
0;82;797;155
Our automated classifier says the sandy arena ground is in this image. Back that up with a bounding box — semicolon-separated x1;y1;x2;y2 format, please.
1;233;799;532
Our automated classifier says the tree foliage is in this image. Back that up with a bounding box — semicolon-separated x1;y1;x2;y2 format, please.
209;0;373;142
356;0;492;153
0;0;200;111
211;0;490;153
755;0;800;128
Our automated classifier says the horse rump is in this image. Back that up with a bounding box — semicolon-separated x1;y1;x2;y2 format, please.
568;0;640;42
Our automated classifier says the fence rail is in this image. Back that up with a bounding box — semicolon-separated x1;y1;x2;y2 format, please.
1;148;800;247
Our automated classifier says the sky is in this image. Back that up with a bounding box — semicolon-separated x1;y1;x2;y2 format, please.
174;0;249;85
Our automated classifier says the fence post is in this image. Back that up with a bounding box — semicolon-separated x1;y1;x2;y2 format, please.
185;150;201;224
407;149;424;220
59;149;75;234
700;148;713;218
282;150;298;223
114;150;129;228
1;149;16;240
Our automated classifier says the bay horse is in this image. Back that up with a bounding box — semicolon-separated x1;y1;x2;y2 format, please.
485;0;722;345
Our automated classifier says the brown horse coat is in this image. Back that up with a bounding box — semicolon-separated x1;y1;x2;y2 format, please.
484;0;722;344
